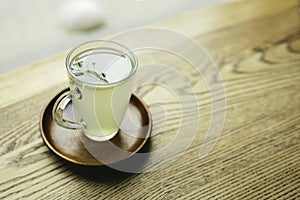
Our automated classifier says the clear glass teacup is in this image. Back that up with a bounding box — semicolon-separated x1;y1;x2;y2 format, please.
53;40;138;141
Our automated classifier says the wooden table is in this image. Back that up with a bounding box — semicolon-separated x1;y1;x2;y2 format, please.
1;0;299;199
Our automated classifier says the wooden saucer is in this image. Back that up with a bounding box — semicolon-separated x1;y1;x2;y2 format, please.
40;88;151;166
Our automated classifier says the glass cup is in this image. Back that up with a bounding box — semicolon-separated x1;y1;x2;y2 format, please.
52;40;138;141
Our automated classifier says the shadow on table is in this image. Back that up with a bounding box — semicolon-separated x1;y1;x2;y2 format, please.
63;139;152;183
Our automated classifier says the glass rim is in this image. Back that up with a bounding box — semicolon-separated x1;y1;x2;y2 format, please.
65;40;138;88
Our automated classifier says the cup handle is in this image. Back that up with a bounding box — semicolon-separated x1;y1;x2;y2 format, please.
52;90;85;130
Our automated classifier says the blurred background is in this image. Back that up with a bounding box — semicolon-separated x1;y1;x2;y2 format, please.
0;0;228;73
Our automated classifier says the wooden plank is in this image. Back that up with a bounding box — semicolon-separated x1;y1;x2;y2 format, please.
0;0;299;199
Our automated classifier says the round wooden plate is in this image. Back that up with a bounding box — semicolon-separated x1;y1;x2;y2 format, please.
40;88;151;166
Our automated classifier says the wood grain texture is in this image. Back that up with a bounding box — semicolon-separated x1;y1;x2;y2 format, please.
0;0;300;199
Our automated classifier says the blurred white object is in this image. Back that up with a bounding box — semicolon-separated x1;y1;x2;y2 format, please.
58;0;104;31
